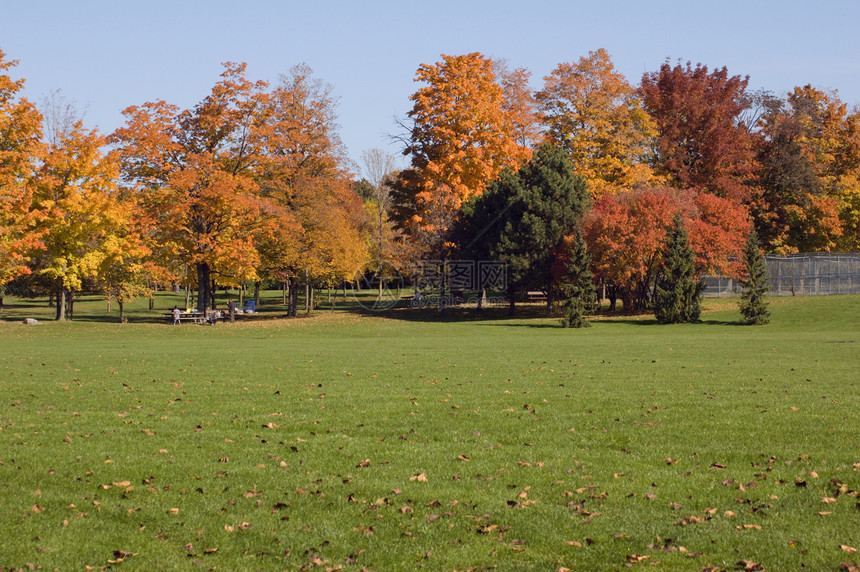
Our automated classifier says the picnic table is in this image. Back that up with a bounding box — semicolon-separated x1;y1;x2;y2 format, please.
168;310;205;324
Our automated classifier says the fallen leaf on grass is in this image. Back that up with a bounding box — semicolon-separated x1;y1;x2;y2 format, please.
823;497;838;504
737;524;762;530
840;563;860;572
737;560;765;570
841;545;858;554
409;473;428;482
113;550;135;559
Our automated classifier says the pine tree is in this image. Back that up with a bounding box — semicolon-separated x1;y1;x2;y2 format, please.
560;232;597;328
654;214;704;323
738;230;771;325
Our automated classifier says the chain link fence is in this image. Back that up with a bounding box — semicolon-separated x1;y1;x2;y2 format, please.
703;252;860;297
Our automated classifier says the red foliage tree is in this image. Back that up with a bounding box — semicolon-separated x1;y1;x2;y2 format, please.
640;61;757;203
583;187;749;312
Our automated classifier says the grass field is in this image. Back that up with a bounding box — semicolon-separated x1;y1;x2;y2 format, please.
0;293;857;571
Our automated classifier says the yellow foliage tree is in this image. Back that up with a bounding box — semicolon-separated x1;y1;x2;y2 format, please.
536;49;658;198
31;124;131;320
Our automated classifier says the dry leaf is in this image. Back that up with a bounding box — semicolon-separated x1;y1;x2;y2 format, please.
841;545;858;554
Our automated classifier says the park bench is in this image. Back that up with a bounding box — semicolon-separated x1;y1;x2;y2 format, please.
526;291;547;302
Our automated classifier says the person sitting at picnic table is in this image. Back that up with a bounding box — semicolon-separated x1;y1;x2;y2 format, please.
172;306;181;325
207;308;222;325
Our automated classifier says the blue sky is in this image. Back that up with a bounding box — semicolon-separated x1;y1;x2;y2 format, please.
2;0;859;174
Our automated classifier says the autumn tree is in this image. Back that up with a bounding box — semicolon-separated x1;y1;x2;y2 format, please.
112;63;275;313
397;52;532;254
640;60;756;203
752;86;854;252
654;213;704;324
254;65;367;315
360;148;402;300
30;123;129;320
494;59;541;150
584;187;748;312
0;50;45;309
536;49;658;197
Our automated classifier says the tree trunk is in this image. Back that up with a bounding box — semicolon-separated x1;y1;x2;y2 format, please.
507;285;517;316
254;281;261;306
288;276;299;316
439;260;446;315
67;293;74;321
196;262;211;313
283;281;287;305
56;289;66;321
119;300;125;323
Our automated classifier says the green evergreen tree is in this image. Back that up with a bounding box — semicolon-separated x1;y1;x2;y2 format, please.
654;213;704;323
560;232;597;328
456;143;589;314
738;230;771;325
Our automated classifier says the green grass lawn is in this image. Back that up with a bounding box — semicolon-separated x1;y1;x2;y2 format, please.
0;293;857;571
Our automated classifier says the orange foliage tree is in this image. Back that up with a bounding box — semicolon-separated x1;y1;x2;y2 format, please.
112;63;277;312
753;86;855;252
398;52;532;255
254;65;367;314
536;49;658;198
0;50;45;307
